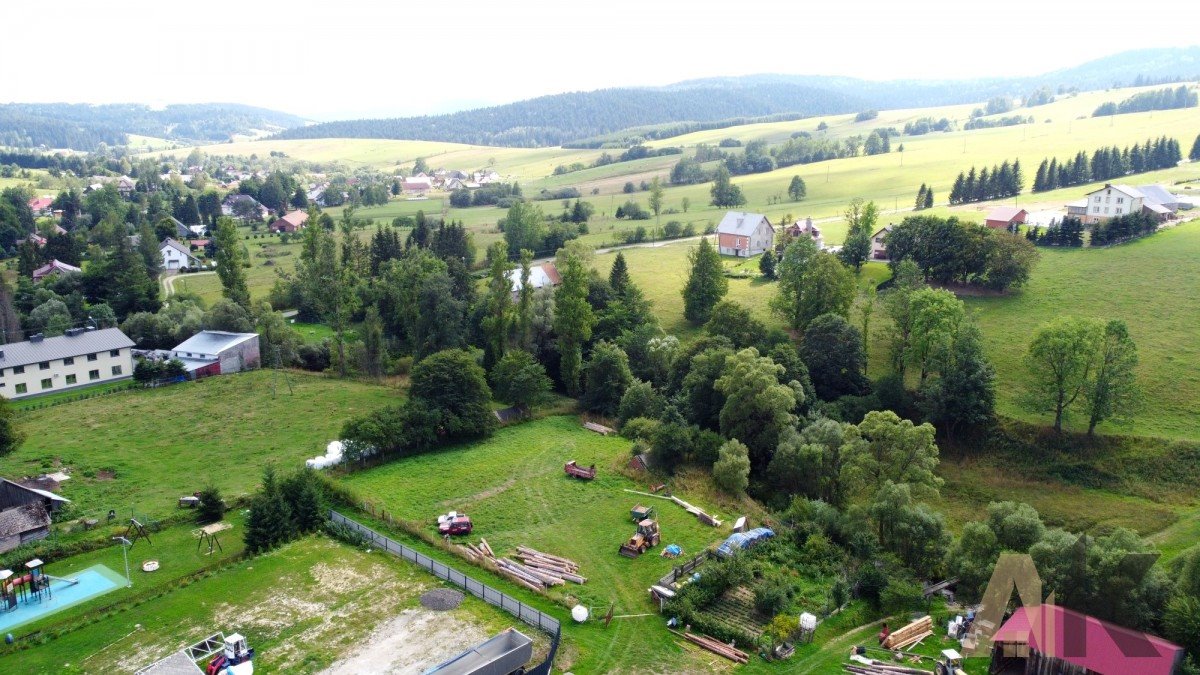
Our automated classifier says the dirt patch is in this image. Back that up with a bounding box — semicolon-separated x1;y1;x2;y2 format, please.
96;469;116;481
420;588;464;611
309;560;389;594
319;608;488;675
439;477;517;508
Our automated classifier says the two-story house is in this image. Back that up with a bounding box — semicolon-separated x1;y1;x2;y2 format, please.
716;211;775;257
0;328;135;399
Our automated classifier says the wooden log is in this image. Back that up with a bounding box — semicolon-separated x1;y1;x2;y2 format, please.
672;630;749;664
518;556;578;573
479;538;495;557
516;546;578;566
891;630;933;650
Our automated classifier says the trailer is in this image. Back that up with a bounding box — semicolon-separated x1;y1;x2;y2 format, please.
563;460;597;480
423;628;533;675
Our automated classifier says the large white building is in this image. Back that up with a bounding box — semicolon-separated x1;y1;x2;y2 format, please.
0;328;134;399
1081;184;1144;224
160;238;202;270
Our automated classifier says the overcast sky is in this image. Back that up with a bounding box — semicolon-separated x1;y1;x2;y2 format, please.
3;0;1195;120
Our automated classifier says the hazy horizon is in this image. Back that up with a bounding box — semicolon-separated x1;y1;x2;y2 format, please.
3;0;1198;121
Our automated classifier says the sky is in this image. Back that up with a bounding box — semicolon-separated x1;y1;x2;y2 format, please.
3;0;1196;120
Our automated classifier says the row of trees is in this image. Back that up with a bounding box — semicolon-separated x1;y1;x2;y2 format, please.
1031;136;1184;192
1026;217;1084;247
913;183;934;210
1093;86;1198;117
1089;211;1160;246
883;215;1039;291
948;160;1023;204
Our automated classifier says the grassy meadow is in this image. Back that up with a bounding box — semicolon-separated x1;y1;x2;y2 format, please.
0;370;397;523
1;534;539;674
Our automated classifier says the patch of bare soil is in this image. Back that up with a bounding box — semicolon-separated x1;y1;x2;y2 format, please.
319;608;488;675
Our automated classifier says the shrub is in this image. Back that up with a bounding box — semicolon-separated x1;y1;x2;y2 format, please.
754;576;792;617
620;416;661;441
196;485;226;524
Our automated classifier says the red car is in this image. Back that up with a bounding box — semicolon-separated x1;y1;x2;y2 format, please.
438;514;473;535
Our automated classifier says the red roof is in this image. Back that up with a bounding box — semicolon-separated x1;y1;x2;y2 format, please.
28;197;54;211
993;605;1182;675
540;263;561;285
984;206;1028;223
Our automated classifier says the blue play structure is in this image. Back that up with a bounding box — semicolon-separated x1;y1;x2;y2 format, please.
715;527;775;558
0;564;123;633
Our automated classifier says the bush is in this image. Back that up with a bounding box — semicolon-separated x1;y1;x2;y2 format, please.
620;416;660;441
196;485;226;524
754;576;792;617
881;578;923;616
713;439;751;495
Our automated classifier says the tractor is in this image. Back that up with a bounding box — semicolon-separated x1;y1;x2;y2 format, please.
619;519;660;557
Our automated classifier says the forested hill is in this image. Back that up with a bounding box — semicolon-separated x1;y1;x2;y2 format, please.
0;103;307;151
273;83;867;147
273;47;1200;148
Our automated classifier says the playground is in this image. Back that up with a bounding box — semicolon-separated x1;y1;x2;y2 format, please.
0;563;125;634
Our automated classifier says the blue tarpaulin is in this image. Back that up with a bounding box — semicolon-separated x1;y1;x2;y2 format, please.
715;527;774;558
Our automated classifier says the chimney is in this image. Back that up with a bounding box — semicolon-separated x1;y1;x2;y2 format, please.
65;327;85;337
30;333;44;343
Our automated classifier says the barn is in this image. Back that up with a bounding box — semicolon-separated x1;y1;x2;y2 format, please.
169;331;261;377
0;478;69;554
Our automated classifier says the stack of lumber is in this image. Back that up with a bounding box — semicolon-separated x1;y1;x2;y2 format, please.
671;630;748;664
583;421;615;435
881;615;934;650
844;659;932;675
669;495;723;527
494;557;566;591
514;546;587;584
459;538;496;561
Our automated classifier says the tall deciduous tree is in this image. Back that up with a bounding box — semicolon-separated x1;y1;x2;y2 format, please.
788;175;807;201
919;322;995;440
582;340;634;416
0;279;23;343
0;393;24;457
838;198;876;272
906;288;965;382
709;166;746;207
214;217;250;308
481;242;513;368
773;250;855;330
847;410;943;498
769;417;863;507
881;259;926;377
714;348;798;470
800;313;869;399
515;249;535;349
490;350;552;413
360;305;386;378
682;237;728;324
648;177;664;232
713;439;751;495
1084;320;1140;436
1022;317;1104;433
554;241;595;396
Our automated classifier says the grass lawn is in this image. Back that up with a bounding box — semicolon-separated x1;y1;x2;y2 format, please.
1;535;543;674
967;222;1200;441
10;380;136;411
338;415;770;673
0;370;397;524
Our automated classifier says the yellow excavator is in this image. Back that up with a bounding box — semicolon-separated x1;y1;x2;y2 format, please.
619;519;661;557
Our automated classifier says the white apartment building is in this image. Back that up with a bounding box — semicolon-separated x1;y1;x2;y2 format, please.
0;328;135;399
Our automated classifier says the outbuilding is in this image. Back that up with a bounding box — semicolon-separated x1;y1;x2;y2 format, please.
984;206;1028;230
169;331;260;377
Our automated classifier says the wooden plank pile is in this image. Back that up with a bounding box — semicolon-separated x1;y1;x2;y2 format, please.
457;540;587;592
583;421;615;435
844;658;933;675
671;495;723;527
670;629;749;664
881;615;934;651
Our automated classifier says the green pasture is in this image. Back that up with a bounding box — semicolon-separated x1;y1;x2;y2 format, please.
0;370;397;523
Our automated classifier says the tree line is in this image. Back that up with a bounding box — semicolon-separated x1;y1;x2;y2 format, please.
948;160;1023;204
1092;85;1198;117
1032;135;1184;192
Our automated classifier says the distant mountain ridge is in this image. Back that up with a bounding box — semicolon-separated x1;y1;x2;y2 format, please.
0;102;308;151
274;47;1200;148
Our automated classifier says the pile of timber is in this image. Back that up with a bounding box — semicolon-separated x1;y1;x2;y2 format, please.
844;658;932;675
459;538;496;561
513;546;587;584
670;495;722;527
881;615;934;651
671;630;749;664
583;421;615;435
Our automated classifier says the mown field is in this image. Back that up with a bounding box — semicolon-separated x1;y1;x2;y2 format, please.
1;534;540;674
339;415;774;673
0;370;397;523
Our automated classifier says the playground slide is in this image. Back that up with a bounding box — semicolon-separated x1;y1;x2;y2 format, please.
45;574;80;586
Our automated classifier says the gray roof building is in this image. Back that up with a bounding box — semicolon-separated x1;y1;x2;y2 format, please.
0;327;134;369
171;331;258;359
716;211;770;236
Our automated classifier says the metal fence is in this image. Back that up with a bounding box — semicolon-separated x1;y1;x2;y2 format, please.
329;511;561;670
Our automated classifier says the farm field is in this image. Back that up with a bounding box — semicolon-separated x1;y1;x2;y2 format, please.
1;535;543;674
0;370;397;523
338;415;773;673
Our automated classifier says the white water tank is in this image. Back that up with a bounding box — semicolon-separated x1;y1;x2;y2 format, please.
799;612;817;632
571;605;589;623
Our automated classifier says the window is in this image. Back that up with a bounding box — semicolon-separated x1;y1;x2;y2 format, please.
111;365;122;376
1094;196;1101;203
1116;208;1123;214
89;369;100;381
64;357;74;365
1104;207;1109;214
11;366;21;374
41;378;52;390
87;353;98;362
66;374;77;385
1117;197;1124;204
109;349;120;357
39;361;49;370
1092;207;1100;213
15;383;27;394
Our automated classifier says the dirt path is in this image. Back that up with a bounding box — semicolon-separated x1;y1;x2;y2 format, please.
161;270;216;298
319;607;488;674
792;617;891;675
